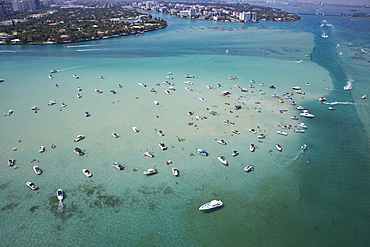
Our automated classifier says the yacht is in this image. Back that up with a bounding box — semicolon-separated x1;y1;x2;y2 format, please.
33;166;42;175
300;112;315;118
143;151;154;158
298;123;307;128
82;169;92;177
231;130;240;135
157;130;164;136
132;127;139;133
277;130;288;136
244;165;254;172
196;149;208;156
172;167;179;176
38;146;45;153
143;168;157;175
250;144;256;152
26;182;38;191
217;156;228;165
74;135;85;142
112;162;124;170
199;200;223;211
57;189;63;201
232;150;239;156
275;144;282;151
292;86;301;90
217;139;227;145
158;142;167;150
8;159;15;166
112;133;119;138
74;147;84;156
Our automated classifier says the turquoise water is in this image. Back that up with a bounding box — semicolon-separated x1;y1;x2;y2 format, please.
1;4;370;246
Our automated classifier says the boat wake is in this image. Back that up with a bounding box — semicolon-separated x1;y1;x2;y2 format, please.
343;78;353;90
57;200;64;213
57;66;82;72
323;101;358;105
66;44;97;48
75;49;107;52
360;48;368;54
293;148;304;161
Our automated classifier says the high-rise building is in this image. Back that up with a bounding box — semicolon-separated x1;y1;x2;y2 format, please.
239;12;257;22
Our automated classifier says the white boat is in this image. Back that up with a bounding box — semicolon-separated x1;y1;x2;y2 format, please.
50;69;57;73
277;131;288;136
249;129;257;134
74;147;84;156
172;167;179;176
31;106;39;111
165;90;171;95
77;87;82;91
77;94;82;98
185;75;195;78
73;74;79;79
143;152;154;158
143;168;157;175
38;146;45;153
33;166;42;175
138;82;146;87
217;156;228;165
301;144;307;151
74;135;85;142
250;144;256;152
199;200;223;211
48;100;56;106
291;116;299;120
292;86;301;90
158;142;167;150
199;97;206;102
296;106;305;110
132;127;139;133
154;101;159;105
232;130;240;135
244;165;254;172
157;130;164;136
295;129;305;133
196;149;208;156
362;95;366;99
328;106;335;110
319;97;326;102
167;72;173;75
300;112;315;118
217;139;227;145
298;123;307;128
8;159;15;166
48;75;53;79
85;112;90;117
112;162;124;170
26;182;38;191
232;150;239;156
257;134;265;139
57;189;63;201
112;133;119;138
168;86;176;91
275;144;282;151
82;169;92;177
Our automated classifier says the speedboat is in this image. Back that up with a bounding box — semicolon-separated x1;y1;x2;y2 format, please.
301;144;307;151
292;86;301;90
298;123;307;128
82;169;92;177
143;152;154;158
249;129;257;134
154;101;159;105
61;103;66;107
291;116;299;120
295;129;305;133
319;97;326;102
217;139;227;145
165;90;171;95
132;127;139;132
8;159;15;166
250;144;256;152
74;147;84;156
57;189;63;201
149;88;156;93
185;75;195;78
275;144;282;151
38;146;45;153
199;97;206;102
143;168;157;175
50;69;57;73
138;82;146;87
199;200;223;211
184;81;193;85
33;166;42;175
232;130;240;135
257;134;265;139
48;75;53;79
217;156;228;165
196;149;208;156
328;106;335;110
77;87;82;91
362;95;366;99
112;133;119;138
277;130;288;136
85;112;90;117
158;142;167;150
112;162;124;170
168;86;176;91
232;150;239;156
172;167;179;176
48;100;56;106
74;135;85;142
244;165;254;172
157;130;164;136
73;74;79;79
77;94;82;98
31;106;39;111
26;182;38;191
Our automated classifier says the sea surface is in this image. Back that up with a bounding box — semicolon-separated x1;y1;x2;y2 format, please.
0;4;369;247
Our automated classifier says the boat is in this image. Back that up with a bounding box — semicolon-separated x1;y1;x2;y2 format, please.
277;130;288;136
33;166;42;175
8;159;15;166
165;90;171;95
38;146;45;153
77;94;82;98
196;149;208;156
157;130;164;136
199;97;206;102
77;87;82;91
301;144;307;151
61;103;66;107
319;97;326;102
362;95;366;99
48;75;53;79
199;200;223;211
250;144;256;152
50;69;57;73
231;130;240;135
48;100;56;106
292;86;301;90
244;165;254;172
185;75;195;78
298;123;307;128
257;134;266;139
82;169;92;177
184;81;193;85
275;144;282;151
217;156;228;165
143;152;154;158
26;182;38;191
31;106;38;111
232;150;239;156
172;167;179;176
217;139;227;145
158;142;167;150
154;101;159;105
57;189;63;201
73;74;79;79
296;106;305;110
112;162;124;170
0;79;3;82
291;116;299;120
138;82;146;87
74;147;84;156
167;72;173;75
249;129;257;134
168;86;176;91
328;106;335;110
300;112;315;118
295;129;305;133
74;135;85;142
85;112;90;117
112;133;119;138
143;168;157;175
132;127;139;133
